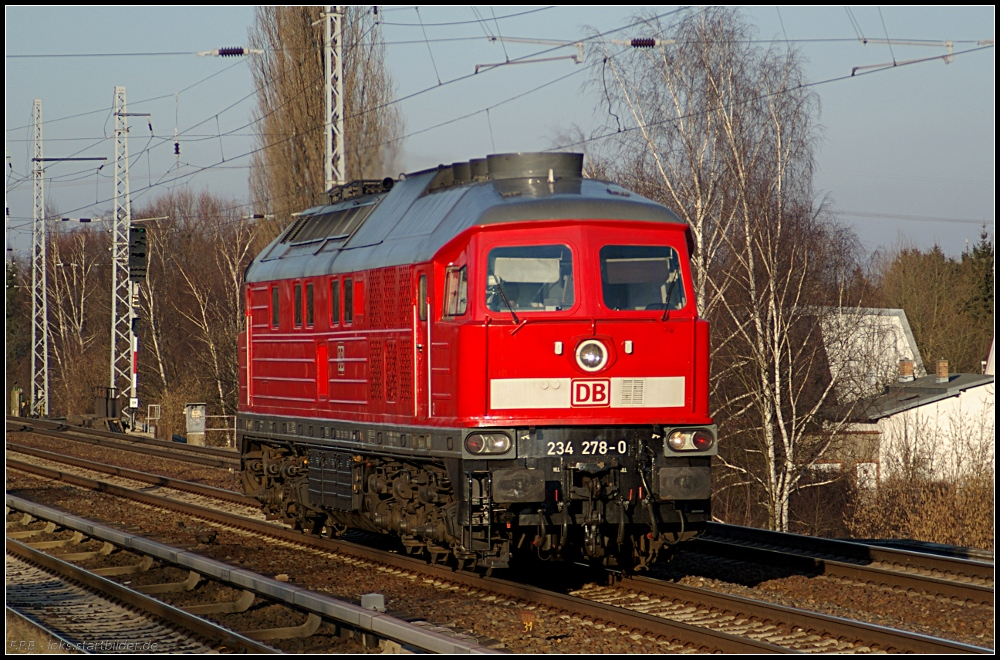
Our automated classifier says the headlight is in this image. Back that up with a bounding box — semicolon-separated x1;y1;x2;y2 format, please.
575;339;608;372
667;431;688;451
465;432;512;455
666;429;715;452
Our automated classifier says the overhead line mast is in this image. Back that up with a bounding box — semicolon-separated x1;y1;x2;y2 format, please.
29;101;105;418
110;86;149;427
30;100;49;418
324;6;346;190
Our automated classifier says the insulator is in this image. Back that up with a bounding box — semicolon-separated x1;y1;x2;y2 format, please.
218;46;245;57
631;38;656;48
174;142;180;156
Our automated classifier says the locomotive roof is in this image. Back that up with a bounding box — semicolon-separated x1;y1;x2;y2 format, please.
245;152;687;284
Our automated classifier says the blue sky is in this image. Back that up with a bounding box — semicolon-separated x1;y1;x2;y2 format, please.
5;6;995;259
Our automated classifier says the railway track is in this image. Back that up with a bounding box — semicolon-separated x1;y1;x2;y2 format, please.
7;458;990;654
6;415;239;469
6;441;253;507
6;499;501;654
9;438;992;608
12;415;991;603
6;536;272;653
694;523;993;605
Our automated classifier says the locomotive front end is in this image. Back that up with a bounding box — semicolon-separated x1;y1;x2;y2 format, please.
459;216;715;570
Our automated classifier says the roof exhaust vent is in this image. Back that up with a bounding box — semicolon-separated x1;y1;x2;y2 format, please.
426;164;455;192
451;161;472;184
469;158;489;180
935;359;950;384
898;359;915;383
486;152;583;180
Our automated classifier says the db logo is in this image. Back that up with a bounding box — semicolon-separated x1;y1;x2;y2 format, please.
571;379;611;407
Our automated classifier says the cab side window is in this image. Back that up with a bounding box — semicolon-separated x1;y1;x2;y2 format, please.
271;286;279;328
343;278;353;324
331;279;340;325
305;283;314;327
444;266;468;317
418;274;427;321
294;282;303;328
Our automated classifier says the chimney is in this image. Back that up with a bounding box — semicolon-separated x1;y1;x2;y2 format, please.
898;359;915;383
936;359;949;384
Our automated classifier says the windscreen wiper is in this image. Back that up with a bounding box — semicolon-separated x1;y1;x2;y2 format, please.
661;276;678;322
494;276;520;325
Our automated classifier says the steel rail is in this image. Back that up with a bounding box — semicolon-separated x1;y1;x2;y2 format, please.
7;415;236;457
706;522;994;578
694;537;993;606
8;415;237;457
6;537;275;653
7;417;239;469
10;460;990;654
698;524;993;605
621;574;989;655
6;442;254;506
857;538;993;564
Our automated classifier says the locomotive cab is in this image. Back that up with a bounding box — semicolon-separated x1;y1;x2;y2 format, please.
432;214;715;569
237;152;715;572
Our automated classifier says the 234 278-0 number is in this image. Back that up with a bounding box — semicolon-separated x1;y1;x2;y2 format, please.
546;440;628;456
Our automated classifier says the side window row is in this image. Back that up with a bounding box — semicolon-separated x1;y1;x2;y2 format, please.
269;278;353;329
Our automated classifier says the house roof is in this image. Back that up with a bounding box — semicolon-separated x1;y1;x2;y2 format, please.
859;372;995;421
819;307;926;382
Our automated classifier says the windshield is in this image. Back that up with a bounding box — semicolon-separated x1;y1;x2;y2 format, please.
486;245;574;312
600;245;686;311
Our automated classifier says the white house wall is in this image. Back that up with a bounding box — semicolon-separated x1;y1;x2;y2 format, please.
876;382;995;482
820;309;925;404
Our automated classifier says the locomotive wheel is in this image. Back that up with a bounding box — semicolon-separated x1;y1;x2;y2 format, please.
280;498;298;529
300;516;324;536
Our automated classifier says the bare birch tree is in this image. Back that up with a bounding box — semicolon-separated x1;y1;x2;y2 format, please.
46;226;106;414
248;6;404;238
167;193;259;415
591;10;761;317
134;191;207;393
592;7;872;531
139;219;173;392
6;260;32;404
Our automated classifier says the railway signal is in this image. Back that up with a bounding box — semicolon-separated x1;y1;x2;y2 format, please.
128;224;147;282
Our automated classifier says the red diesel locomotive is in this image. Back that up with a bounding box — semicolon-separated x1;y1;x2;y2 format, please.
237;152;715;570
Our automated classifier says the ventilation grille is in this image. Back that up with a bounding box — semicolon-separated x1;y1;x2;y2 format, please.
364;265;413;406
619;379;645;406
399;335;413;404
369;340;384;402
367;266;411;329
385;339;398;403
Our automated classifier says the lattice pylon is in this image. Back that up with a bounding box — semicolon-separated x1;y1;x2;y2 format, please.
109;86;132;408
324;5;346;190
30;99;50;417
